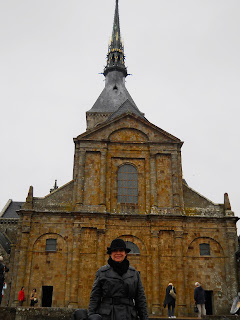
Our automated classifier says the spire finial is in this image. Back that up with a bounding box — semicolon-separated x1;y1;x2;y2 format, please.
104;0;127;77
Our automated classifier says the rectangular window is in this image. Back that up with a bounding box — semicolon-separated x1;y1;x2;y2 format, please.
200;243;210;256
46;239;57;252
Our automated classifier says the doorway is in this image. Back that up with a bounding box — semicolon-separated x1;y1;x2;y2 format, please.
205;290;213;315
42;286;53;307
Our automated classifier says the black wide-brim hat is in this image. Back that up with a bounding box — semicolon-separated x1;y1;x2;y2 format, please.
107;238;131;254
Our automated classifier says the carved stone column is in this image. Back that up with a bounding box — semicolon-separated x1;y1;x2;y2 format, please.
174;231;185;316
151;230;161;314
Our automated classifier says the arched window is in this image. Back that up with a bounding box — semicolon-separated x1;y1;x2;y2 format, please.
117;164;138;204
200;243;210;256
125;241;140;254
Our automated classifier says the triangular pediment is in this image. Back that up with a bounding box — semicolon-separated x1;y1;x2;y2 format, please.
75;112;182;145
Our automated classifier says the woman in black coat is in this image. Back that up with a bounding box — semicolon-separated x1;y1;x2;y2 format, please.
88;238;148;320
163;283;176;318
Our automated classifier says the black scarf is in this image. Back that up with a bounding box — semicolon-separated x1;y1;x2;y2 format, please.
108;257;129;276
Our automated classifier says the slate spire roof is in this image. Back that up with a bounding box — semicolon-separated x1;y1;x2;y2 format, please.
86;0;144;119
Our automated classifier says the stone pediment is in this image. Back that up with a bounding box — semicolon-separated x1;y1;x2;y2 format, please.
75;112;182;145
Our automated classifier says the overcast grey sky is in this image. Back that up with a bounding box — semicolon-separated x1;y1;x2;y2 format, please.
0;0;239;229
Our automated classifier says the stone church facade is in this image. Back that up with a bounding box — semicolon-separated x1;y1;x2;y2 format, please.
2;0;239;316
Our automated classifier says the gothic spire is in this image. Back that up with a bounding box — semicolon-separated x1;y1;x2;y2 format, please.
104;0;127;77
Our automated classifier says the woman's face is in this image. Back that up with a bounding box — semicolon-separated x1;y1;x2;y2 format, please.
111;249;126;262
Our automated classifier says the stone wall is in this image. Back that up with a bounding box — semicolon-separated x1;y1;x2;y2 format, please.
0;307;76;320
9;209;238;316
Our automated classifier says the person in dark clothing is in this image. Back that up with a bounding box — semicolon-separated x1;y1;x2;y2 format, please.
0;256;9;306
194;282;206;318
73;238;148;320
164;283;176;318
30;288;38;307
72;309;88;320
89;238;148;320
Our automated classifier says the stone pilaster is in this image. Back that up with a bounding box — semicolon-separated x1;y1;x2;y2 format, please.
75;151;86;208
151;230;161;314
177;150;184;209
225;231;238;301
174;231;185;316
150;154;157;208
145;153;151;213
73;144;80;181
99;151;107;205
171;153;180;210
69;224;82;308
96;229;106;269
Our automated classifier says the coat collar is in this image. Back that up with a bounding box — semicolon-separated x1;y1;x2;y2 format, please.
104;264;134;280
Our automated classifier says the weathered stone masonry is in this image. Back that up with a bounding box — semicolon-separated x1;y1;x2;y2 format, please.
1;0;239;317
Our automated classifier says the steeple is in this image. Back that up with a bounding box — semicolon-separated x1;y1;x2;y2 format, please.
104;0;127;77
86;0;144;130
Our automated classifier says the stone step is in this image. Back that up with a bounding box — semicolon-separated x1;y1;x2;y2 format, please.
0;307;238;320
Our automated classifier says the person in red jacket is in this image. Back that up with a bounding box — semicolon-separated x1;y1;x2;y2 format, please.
18;287;25;306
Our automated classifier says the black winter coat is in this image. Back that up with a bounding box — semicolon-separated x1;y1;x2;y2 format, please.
194;286;205;304
88;264;148;320
0;262;8;283
164;285;176;307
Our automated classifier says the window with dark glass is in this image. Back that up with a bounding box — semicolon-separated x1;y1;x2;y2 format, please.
117;164;138;204
125;241;140;254
200;243;210;256
46;239;57;252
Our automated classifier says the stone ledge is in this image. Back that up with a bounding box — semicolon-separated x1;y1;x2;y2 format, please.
0;307;78;320
0;308;239;320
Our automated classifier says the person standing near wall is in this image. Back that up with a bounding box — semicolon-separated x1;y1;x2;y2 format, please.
0;256;9;306
2;282;7;302
30;288;38;307
18;286;25;306
194;282;206;318
163;283;176;318
88;238;148;320
72;238;148;320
